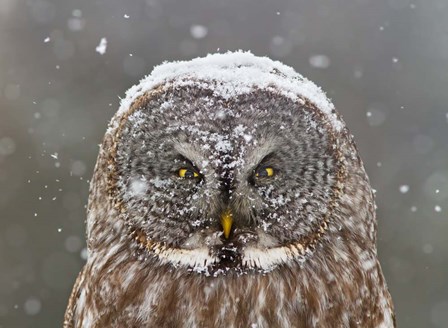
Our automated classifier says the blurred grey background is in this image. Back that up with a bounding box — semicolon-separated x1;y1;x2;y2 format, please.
0;0;447;327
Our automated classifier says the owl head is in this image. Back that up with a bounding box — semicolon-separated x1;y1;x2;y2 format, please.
87;51;375;276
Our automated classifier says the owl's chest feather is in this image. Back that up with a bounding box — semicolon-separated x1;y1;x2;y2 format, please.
75;257;394;328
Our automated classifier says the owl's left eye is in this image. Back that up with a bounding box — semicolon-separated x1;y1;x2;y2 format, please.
178;168;200;179
255;166;275;178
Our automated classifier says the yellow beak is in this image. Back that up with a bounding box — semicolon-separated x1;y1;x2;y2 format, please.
220;209;233;239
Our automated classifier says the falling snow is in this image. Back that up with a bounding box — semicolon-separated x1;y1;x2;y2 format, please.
95;38;107;55
24;298;41;316
190;25;208;39
309;55;330;69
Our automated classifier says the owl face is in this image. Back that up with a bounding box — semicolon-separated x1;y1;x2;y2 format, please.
110;84;341;274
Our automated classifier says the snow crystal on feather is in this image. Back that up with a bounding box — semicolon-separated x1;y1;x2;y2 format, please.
109;51;343;133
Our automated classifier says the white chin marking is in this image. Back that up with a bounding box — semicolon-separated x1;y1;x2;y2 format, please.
156;243;306;273
243;244;306;271
155;247;217;272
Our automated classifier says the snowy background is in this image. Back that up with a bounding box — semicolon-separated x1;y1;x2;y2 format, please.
0;0;447;327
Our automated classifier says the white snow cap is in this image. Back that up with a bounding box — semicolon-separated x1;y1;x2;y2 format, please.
114;51;343;131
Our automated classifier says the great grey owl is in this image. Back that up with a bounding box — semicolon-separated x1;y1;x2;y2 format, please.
64;51;395;327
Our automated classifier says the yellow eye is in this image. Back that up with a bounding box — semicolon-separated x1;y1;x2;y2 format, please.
255;166;274;178
178;168;199;178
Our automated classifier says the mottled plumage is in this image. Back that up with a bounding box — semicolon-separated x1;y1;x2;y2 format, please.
64;52;395;327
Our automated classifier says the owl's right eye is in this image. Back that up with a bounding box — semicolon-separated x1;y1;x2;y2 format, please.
178;168;200;179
